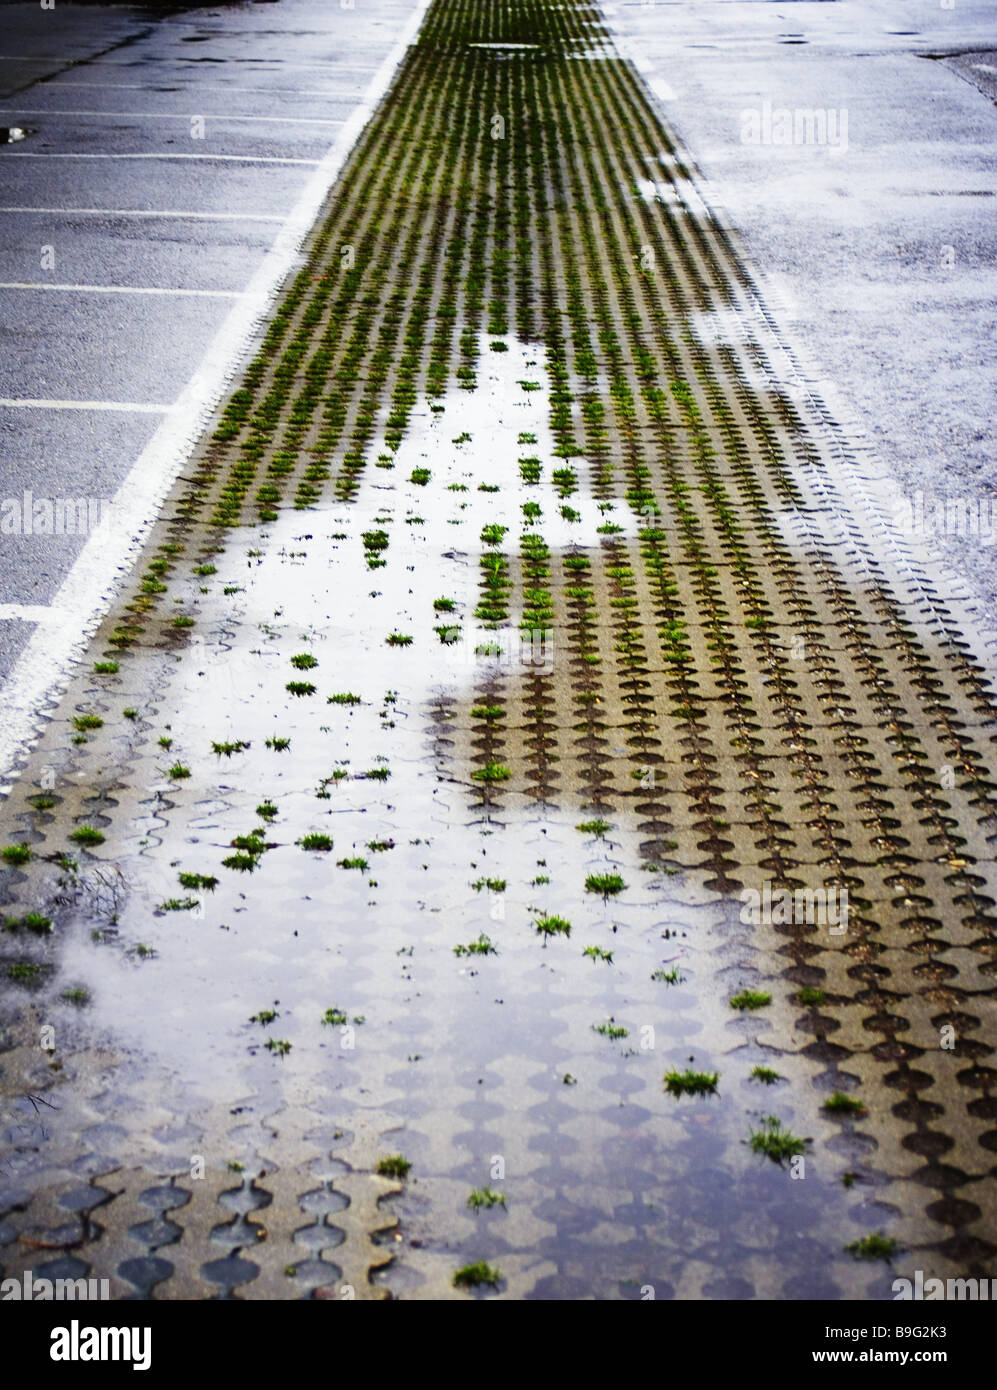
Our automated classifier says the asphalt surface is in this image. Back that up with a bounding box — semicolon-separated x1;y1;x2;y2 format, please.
605;0;997;644
0;0;421;731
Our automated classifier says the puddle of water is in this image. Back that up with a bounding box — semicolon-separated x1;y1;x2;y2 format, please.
67;336;643;1082
38;332;877;1295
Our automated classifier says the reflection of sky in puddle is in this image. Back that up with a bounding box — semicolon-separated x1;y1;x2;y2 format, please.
55;335;886;1297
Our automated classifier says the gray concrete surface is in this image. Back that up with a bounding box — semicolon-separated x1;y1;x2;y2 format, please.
0;0;422;714
605;0;997;637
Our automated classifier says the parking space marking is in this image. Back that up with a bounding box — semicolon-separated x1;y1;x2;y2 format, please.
0;207;284;221
0;399;171;413
0;108;346;126
4;153;320;165
44;81;385;97
2;152;318;164
0;57;382;72
0;282;244;297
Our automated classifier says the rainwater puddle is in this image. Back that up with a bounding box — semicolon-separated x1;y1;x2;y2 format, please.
47;335;878;1296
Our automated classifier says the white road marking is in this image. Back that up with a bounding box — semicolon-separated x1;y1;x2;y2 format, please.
44;80;373;97
0;0;434;792
0;56;381;72
649;78;678;102
3;153;320;165
0;399;170;413
0;282;244;297
0;207;284;221
0;605;66;624
621;42;679;101
0;108;345;126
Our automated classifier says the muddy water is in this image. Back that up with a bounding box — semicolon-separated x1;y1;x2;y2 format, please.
0;337;895;1299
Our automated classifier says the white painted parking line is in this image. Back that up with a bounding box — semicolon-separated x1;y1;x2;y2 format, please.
172;62;382;73
0;108;345;126
47;81;379;97
0;57;382;72
0;207;285;222
0;399;171;413
3;153;320;165
0;282;244;298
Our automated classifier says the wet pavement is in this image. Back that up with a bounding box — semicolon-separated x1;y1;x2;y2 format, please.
606;0;997;637
0;0;995;1301
0;0;424;766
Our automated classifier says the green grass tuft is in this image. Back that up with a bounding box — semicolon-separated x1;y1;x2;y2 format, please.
178;872;217;891
454;933;497;957
730;989;771;1011
222;852;257;872
750;1066;782;1085
823;1091;867;1116
585;872;626;897
69;826;104;847
453;1261;500;1289
299;834;333;852
845;1233;897;1261
4;912;52;934
471;762;511;783
576;818;612;837
664;1070;719;1097
467;1188;506;1209
749;1115;809;1163
376;1154;411;1180
211;740;250;757
798;986;826;1006
582;945;613;964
